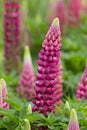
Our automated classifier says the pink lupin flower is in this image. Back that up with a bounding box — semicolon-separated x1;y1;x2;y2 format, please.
68;109;80;130
4;1;20;73
67;0;81;27
0;79;9;118
76;65;87;100
17;46;35;100
33;18;62;116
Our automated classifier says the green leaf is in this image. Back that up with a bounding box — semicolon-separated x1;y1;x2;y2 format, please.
4;94;24;111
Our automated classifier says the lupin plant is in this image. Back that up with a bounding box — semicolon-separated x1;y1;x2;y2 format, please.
67;0;81;27
17;46;35;100
0;79;9;117
76;64;87;100
4;0;20;74
67;109;80;130
33;18;62;116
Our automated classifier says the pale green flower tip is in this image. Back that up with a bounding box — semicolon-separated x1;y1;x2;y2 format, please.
0;79;6;88
27;104;32;114
24;46;31;61
25;46;30;56
52;17;60;27
70;109;78;123
24;119;31;130
24;119;28;123
65;101;70;110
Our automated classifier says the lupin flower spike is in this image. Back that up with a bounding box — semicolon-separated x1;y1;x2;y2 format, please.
4;0;20;73
0;79;9;113
33;18;62;116
76;62;87;100
17;46;35;100
68;109;80;130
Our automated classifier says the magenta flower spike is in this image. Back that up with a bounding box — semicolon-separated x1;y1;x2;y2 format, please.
17;46;35;100
76;65;87;100
33;18;62;116
0;79;9;110
67;0;81;27
55;0;66;32
68;109;80;130
4;0;20;73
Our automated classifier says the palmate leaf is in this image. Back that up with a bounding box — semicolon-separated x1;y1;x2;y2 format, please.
48;112;55;121
2;121;17;130
27;112;68;129
0;116;18;130
27;112;46;122
59;122;67;129
0;108;19;124
4;94;24;111
0;118;8;128
19;106;28;119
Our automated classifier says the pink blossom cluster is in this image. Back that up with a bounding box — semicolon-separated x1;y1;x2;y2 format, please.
68;109;80;130
0;79;9;118
33;18;63;116
4;1;20;73
76;66;87;100
17;46;35;100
